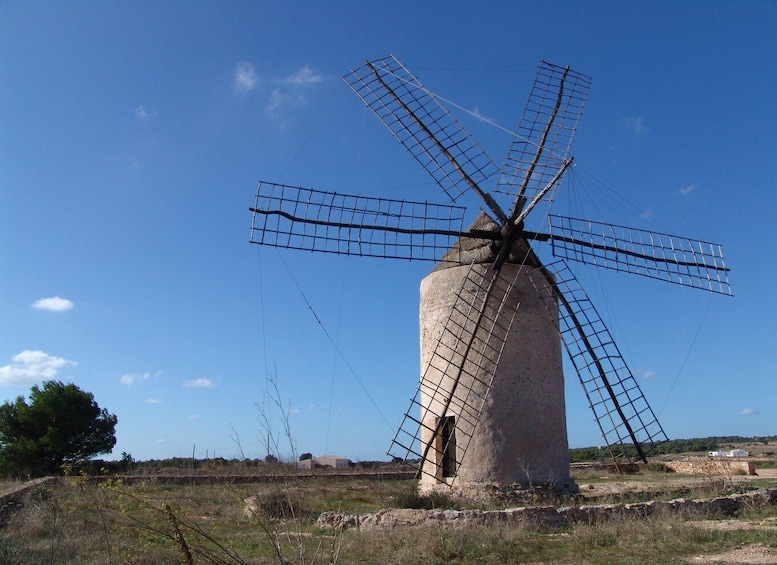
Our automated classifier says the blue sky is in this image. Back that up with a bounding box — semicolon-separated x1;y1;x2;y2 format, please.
1;1;775;462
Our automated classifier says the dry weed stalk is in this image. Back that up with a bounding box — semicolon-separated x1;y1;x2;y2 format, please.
163;502;194;565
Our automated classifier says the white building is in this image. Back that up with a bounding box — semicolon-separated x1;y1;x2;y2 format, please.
297;455;350;469
708;449;749;458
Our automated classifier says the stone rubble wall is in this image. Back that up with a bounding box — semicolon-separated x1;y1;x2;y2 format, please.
0;477;61;525
315;488;777;532
664;458;756;476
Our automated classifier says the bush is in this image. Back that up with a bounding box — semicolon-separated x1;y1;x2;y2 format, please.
646;462;675;473
394;488;460;510
255;489;310;520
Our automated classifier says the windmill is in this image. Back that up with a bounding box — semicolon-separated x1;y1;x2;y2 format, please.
249;55;731;493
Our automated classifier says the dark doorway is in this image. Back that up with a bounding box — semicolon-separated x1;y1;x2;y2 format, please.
440;415;456;478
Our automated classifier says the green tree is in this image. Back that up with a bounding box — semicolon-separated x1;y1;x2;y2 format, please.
0;380;117;477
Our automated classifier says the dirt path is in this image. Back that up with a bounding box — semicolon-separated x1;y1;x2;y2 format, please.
686;545;777;564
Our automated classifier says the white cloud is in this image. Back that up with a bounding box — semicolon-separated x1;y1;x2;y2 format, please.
32;296;74;312
0;350;76;387
624;116;649;136
120;372;150;387
288;407;300;415
187;414;200;420
642;370;657;379
145;397;161;404
308;404;315;411
678;184;696;196
134;105;158;119
183;378;215;388
156;438;167;443
740;408;759;417
282;65;323;86
234;61;258;93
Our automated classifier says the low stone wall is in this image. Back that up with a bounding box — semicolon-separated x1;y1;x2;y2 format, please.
664;458;755;476
316;488;777;532
0;477;61;526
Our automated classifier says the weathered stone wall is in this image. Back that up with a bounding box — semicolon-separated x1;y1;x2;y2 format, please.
315;488;777;531
664;458;756;476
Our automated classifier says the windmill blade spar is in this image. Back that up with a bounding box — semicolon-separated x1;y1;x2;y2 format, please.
343;55;504;219
250;181;473;261
545;215;732;296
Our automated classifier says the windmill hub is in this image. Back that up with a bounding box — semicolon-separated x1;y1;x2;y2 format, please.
434;211;540;272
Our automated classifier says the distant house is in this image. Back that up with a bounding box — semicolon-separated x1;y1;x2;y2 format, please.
708;449;749;458
297;455;350;470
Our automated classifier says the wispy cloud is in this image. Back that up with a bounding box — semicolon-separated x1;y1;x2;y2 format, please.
678;184;696;196
145;397;161;404
624;116;650;136
120;372;150;387
470;106;495;122
32;296;74;312
264;89;308;124
0;350;76;387
641;370;657;379
281;65;323;86
740;408;759;417
288;407;300;415
264;65;324;123
183;378;215;388
265;89;287;115
156;438;167;443
234;61;258;93
134;105;158;119
229;62;325;125
187;414;200;420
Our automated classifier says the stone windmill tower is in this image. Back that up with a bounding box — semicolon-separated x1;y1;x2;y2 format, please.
249;55;732;493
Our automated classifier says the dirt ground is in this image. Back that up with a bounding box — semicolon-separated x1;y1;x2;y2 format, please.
577;469;777;564
686;545;777;565
577;468;777;499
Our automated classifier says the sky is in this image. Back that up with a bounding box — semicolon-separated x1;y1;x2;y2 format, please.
1;1;776;463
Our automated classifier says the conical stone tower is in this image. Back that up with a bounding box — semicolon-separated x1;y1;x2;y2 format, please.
418;212;575;494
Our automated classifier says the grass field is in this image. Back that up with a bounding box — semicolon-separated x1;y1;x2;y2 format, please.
0;468;775;564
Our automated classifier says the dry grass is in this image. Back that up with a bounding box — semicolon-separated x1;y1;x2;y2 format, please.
0;471;775;564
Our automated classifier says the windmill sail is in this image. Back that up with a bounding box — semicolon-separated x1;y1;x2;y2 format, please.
530;261;668;463
545;215;732;296
388;263;519;481
343;55;501;213
249;181;468;261
497;61;591;207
